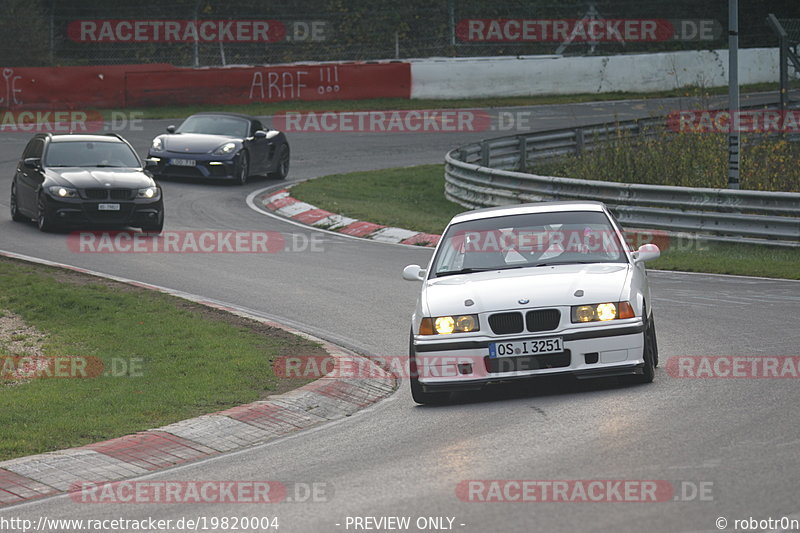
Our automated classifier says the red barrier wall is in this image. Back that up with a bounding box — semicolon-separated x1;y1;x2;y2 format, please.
0;64;176;110
1;62;411;110
124;62;411;107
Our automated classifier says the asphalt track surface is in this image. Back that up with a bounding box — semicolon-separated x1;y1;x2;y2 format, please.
1;95;799;533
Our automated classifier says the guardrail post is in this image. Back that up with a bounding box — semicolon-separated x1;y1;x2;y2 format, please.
575;128;585;154
518;137;528;171
480;141;490;166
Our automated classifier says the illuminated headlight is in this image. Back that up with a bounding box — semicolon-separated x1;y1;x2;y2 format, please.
137;187;160;199
571;302;635;323
48;186;77;198
213;142;237;155
150;138;163;152
419;314;479;335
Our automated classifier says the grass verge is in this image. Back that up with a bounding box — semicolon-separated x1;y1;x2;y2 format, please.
291;165;462;235
290;165;800;279
112;82;784;119
0;257;328;461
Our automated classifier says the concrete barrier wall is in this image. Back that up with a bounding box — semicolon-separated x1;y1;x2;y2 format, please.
410;48;780;99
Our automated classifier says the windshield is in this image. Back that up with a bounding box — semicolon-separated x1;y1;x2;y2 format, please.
431;210;628;277
176;115;249;138
44;141;141;168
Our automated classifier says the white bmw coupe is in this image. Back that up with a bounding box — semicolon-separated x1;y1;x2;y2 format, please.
402;201;661;404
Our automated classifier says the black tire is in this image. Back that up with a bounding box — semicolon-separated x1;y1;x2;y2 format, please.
650;314;659;368
236;151;249;185
36;192;56;232
269;146;290;180
627;309;656;384
10;183;27;222
409;330;450;405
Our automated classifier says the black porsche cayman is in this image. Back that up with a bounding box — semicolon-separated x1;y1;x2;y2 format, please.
147;112;290;184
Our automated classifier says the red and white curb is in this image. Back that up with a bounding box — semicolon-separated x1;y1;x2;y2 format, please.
0;249;397;507
259;189;442;247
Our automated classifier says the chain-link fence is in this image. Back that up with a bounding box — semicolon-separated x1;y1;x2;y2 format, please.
3;0;800;67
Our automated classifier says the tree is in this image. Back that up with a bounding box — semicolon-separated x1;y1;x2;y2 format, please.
0;0;51;66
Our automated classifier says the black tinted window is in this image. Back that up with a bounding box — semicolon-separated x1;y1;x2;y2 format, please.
23;139;44;159
44;141;140;168
177;115;249;138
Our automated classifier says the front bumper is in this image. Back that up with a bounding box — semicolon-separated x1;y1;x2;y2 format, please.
147;152;238;180
412;323;645;392
43;196;163;229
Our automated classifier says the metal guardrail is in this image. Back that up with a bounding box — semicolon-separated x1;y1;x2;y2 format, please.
444;117;800;247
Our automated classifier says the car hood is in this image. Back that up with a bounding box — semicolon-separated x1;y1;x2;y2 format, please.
422;263;631;316
48;168;155;189
161;133;239;154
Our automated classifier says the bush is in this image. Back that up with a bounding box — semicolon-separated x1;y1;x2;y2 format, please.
533;130;800;192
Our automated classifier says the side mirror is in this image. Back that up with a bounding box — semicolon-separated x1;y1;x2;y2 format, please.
402;264;427;281
633;243;660;263
266;130;280;140
166;125;176;133
144;158;159;169
23;157;41;169
253;130;268;139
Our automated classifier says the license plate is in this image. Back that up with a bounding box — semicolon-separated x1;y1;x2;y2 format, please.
171;158;196;167
98;203;120;211
489;337;564;358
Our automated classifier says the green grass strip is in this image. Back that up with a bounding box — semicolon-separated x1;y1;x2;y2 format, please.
0;258;324;461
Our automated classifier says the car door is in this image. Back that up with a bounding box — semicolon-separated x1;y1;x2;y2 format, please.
16;137;45;214
245;119;269;174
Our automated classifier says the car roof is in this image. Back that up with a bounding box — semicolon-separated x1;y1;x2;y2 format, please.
186;112;256;121
48;134;126;143
449;201;608;225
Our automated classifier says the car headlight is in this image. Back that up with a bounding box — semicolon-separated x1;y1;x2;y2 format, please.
213;142;237;155
48;186;78;198
419;314;480;335
137;187;160;199
571;301;635;323
150;137;163;152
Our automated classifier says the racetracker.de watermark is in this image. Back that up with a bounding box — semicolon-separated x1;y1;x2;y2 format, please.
68;231;324;254
445;228;683;253
0;111;144;133
457;19;721;42
455;18;724;42
668;110;800;133
68;480;332;504
273;110;491;133
455;480;713;502
68;20;286;43
666;356;800;378
1;356;143;379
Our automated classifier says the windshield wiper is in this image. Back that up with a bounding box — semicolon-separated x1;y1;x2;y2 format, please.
534;260;602;267
436;265;524;277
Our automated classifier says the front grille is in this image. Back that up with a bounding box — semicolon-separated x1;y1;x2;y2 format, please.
84;189;107;200
488;312;524;335
485;350;571;373
110;189;133;200
526;309;561;332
